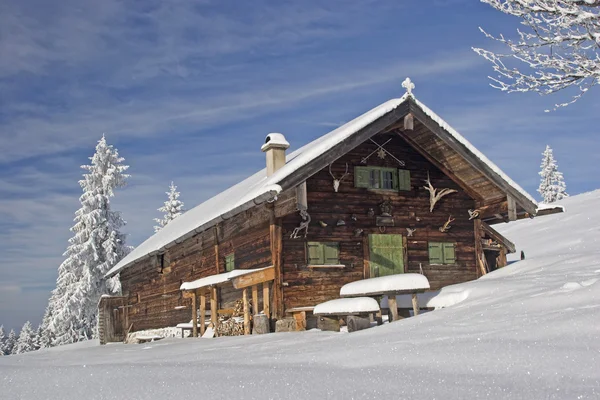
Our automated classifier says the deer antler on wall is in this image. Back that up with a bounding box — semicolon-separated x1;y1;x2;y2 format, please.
329;163;349;193
468;209;481;220
423;172;457;212
439;215;455;233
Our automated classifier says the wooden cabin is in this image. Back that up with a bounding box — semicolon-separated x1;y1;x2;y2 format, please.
101;81;539;340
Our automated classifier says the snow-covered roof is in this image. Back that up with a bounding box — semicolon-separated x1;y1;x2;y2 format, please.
340;274;431;297
179;267;270;291
107;89;537;278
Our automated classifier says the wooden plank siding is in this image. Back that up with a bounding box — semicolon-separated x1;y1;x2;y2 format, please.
119;224;272;331
281;131;478;311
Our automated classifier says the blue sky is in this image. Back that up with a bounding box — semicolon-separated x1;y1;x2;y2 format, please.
1;0;598;333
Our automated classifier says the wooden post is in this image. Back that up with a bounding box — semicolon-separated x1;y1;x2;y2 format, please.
199;292;206;336
363;236;370;279
387;295;399;322
214;226;221;274
474;219;487;276
293;311;306;331
270;211;284;319
252;285;259;315
263;283;270;319
210;286;218;336
191;291;198;337
411;293;419;316
243;288;251;335
507;195;517;221
347;315;370;332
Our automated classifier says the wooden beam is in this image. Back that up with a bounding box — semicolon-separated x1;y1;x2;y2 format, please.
296;181;308;210
507;195;517;221
231;266;275;289
263;283;270;319
403;113;414;130
199;291;206;336
243;288;251;335
210;287;218;336
214;225;220;274
191;291;198;337
270;210;284;320
388;296;399;322
251;285;259;315
474;219;487;276
363;236;370;279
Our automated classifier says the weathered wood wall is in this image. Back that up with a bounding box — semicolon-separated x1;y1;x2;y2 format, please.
281;131;478;311
119;223;271;331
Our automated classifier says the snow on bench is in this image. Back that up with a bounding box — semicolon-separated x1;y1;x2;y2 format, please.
313;298;380;333
340;273;430;297
134;335;163;343
340;274;431;322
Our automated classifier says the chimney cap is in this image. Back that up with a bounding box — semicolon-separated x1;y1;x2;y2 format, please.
261;132;290;152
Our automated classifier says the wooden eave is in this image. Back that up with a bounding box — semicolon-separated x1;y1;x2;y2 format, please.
481;221;516;253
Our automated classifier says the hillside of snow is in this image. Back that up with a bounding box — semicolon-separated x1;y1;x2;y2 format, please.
2;191;599;399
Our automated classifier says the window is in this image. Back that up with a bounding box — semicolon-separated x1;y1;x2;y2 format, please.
428;242;456;265
307;242;340;265
355;167;411;191
225;253;235;271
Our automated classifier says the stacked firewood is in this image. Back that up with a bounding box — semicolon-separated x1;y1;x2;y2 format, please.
216;299;250;337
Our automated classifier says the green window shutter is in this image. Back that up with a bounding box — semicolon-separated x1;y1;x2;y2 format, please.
225;253;235;271
323;243;340;265
398;169;411;191
428;242;443;264
442;243;456;264
354;167;370;188
307;242;324;265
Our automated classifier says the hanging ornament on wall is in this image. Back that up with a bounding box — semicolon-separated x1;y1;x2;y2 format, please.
376;200;394;227
406;227;416;237
367;208;375;217
423;172;457;212
439;215;455;233
336;219;346;226
351;214;358;222
354;228;364;237
468;209;481;220
328;163;349;193
319;220;328;228
360;139;405;166
290;209;311;239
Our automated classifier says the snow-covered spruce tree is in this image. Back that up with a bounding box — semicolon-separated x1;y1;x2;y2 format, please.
153;181;184;233
0;325;6;355
538;145;568;203
4;329;17;355
46;135;131;346
14;321;36;354
473;0;600;109
38;305;55;348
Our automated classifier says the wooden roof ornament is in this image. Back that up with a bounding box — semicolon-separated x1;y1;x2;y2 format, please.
106;81;539;278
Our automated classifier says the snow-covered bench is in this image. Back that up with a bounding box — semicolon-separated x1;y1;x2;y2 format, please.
340;274;430;322
134;335;163;344
313;297;380;332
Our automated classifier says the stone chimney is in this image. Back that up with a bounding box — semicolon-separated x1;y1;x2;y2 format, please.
261;133;290;177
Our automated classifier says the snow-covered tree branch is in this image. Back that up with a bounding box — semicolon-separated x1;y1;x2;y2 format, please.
473;0;600;109
154;182;185;233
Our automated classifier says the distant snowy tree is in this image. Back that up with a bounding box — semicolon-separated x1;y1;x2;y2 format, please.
4;329;17;355
38;304;55;348
538;145;568;203
0;325;5;355
473;0;600;109
14;321;36;354
153;181;185;233
33;325;43;351
45;135;132;346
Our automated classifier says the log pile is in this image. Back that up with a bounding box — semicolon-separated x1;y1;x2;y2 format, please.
216;299;251;337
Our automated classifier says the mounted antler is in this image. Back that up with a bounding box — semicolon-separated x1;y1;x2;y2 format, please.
468;209;480;220
290;209;311;239
406;227;416;237
423;172;457;212
329;163;349;193
439;215;455;233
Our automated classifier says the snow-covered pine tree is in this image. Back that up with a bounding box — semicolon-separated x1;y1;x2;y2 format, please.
34;325;43;351
14;321;36;354
38;305;55;348
153;181;185;233
4;329;17;355
538;145;568;204
0;325;5;355
46;136;131;346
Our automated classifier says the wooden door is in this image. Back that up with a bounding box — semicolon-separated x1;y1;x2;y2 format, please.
368;234;404;277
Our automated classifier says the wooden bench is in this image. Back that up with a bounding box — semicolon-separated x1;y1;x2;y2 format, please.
285;306;315;331
313;298;380;332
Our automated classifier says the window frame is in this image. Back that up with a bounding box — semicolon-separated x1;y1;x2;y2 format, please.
428;242;457;265
306;241;341;266
354;166;410;191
